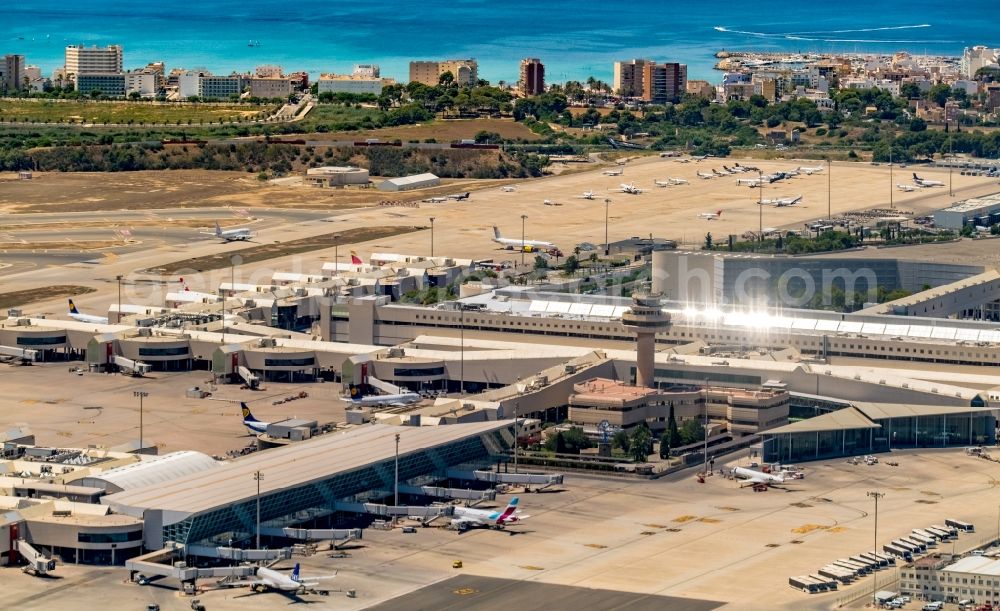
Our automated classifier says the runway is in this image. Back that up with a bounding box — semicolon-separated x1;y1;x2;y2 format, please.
366;576;724;611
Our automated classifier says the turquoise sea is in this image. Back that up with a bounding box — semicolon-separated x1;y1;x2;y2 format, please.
1;1;996;84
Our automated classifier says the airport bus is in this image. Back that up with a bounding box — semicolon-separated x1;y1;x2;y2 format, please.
859;552;889;569
849;555;880;571
789;575;825;593
884;542;914;561
832;559;868;576
930;524;958;539
899;537;927;553
912;529;941;544
871;551;896;566
946;518;975;533
818;565;855;585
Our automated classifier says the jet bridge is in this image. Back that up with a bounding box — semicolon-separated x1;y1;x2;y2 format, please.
126;545;261;586
0;345;39;363
398;484;496;502
280;528;363;549
335;502;456;519
237;366;260;390
448;469;565;491
16;539;56;576
113;355;151;377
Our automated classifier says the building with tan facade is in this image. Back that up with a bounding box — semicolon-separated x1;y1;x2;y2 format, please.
409;59;478;86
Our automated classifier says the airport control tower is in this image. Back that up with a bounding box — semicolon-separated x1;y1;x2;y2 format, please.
620;289;671;388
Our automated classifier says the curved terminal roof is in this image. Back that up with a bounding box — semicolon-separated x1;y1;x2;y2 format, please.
77;451;220;493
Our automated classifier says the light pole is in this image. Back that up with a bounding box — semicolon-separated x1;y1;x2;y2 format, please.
889;133;894;210
459;306;465;395
520;214;527;267
757;170;764;245
604;198;611;256
133;391;148;454
948;130;954;197
868;490;885;608
253;470;263;549
513;402;519;474
827;157;832;220
429;217;435;257
115;274;123;324
333;233;341;277
394;433;400;509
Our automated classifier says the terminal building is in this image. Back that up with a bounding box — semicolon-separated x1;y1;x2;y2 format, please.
0;423;515;564
900;554;1000;605
651;250;985;308
934;192;1000;230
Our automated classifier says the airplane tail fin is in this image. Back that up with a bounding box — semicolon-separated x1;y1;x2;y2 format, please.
68;299;80;314
350;251;363;266
497;497;519;522
291;563;301;582
214;221;222;236
913;173;920;180
241;402;260;423
717;210;722;217
492;226;502;240
348;384;367;400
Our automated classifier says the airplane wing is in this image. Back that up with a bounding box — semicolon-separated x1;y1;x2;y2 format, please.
226;578;265;588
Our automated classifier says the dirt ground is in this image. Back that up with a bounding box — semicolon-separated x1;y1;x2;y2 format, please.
0;171;516;214
143;225;424;274
0;285;94;309
298;117;542;143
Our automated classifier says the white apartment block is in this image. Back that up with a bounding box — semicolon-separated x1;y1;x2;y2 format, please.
65;45;123;80
961;46;999;79
353;64;379;78
318;74;386;95
901;556;1000;605
125;71;161;97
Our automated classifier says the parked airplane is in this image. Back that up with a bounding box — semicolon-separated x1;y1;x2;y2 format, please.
897;183;919;192
736;177;764;187
602;168;624;176
698;210;723;220
690;155;709;162
697;171;716;180
733;162;760;172
731;466;790;488
232;563;336;595
759;195;803;207
492;226;556;251
912;173;945;187
240;403;270;434
609;182;645;194
451;497;528;531
543;200;563;206
711;168;728;177
500;186;518;192
577;191;597;199
206;221;252;242
797;164;825;175
346;384;421;407
448;192;471;201
422;196;448;203
68;299;108;324
655;177;688;187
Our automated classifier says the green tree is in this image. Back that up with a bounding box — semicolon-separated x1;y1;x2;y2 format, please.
563;255;579;274
663;402;682;455
561;427;592;454
612;429;630;453
680;418;705;445
704;232;713;250
630;425;652;463
438;71;455;87
533;255;549;270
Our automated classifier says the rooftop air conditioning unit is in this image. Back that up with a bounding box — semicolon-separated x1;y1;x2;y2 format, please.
137;327;152;337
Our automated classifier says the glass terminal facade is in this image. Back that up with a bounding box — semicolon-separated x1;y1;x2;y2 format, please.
161;430;509;548
762;409;995;463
